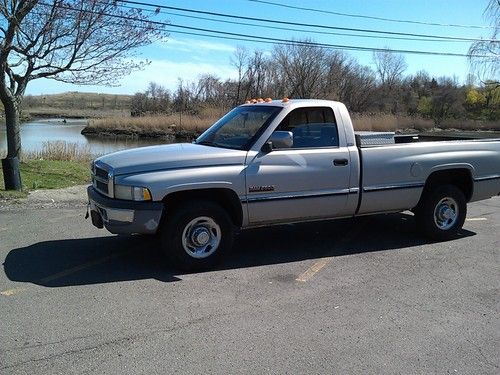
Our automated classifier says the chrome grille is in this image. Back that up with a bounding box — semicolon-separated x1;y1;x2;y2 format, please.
95;166;109;180
91;161;113;197
95;179;108;194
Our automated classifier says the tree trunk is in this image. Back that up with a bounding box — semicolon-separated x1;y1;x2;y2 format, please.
2;99;22;190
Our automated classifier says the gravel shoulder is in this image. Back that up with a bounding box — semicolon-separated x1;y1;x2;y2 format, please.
0;185;88;210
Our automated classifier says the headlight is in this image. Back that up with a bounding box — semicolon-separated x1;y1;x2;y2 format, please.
114;185;152;201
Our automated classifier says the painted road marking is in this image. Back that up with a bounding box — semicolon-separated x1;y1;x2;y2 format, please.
466;218;488;221
295;221;365;283
296;257;332;282
1;288;26;296
1;251;129;296
39;251;128;283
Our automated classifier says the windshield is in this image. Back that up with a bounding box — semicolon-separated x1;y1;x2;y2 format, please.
196;105;282;150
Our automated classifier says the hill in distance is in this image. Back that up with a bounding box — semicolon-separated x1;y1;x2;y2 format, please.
21;91;133;118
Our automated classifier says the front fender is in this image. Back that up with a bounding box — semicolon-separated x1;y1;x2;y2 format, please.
161;181;235;196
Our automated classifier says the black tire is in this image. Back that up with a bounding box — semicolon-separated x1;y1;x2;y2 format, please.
160;200;234;271
415;184;467;241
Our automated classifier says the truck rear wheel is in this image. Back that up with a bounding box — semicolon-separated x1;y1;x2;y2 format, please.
415;184;467;240
161;200;234;271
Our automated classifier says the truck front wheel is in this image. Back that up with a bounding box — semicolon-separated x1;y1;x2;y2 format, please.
415;184;467;240
161;200;234;271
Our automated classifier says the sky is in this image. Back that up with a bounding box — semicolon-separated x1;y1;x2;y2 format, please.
26;0;495;96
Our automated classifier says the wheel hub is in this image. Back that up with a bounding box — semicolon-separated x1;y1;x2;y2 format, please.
442;207;455;220
434;197;459;230
191;227;210;246
181;216;221;259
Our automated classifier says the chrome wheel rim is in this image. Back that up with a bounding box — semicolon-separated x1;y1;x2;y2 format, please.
434;197;459;230
181;216;221;259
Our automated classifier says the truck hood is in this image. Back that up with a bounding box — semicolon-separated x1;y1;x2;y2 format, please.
97;143;248;176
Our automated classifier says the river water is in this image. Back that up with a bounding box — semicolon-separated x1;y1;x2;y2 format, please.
0;119;169;157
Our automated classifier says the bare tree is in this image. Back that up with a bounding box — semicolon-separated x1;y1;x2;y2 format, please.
0;0;166;190
230;46;248;105
273;41;327;98
372;48;407;89
321;50;351;99
468;0;499;84
339;63;377;112
244;50;267;99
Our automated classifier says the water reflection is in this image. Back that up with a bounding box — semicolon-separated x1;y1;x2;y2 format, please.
0;118;170;156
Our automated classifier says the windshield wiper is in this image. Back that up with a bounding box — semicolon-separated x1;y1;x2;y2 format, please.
196;140;242;150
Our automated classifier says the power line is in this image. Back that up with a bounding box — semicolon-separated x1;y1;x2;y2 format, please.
117;0;499;43
113;1;468;44
249;0;495;30
166;24;478;57
37;2;492;58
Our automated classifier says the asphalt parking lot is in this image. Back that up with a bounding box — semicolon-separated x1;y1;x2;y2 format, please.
1;196;499;374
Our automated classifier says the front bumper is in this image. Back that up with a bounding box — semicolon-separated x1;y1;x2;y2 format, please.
87;186;164;234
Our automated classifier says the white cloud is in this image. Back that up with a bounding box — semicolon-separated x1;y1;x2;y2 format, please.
158;38;236;54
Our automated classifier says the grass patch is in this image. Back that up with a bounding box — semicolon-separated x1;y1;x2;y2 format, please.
17;160;90;189
0;159;90;199
1;142;95;200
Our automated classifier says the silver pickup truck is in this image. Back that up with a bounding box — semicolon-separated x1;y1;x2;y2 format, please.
88;99;500;270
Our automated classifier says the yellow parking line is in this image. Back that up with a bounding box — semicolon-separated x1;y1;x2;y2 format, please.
39;251;128;283
1;288;26;296
466;217;488;221
296;257;332;283
1;251;128;297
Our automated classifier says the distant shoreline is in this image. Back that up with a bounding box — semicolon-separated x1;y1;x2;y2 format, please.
80;126;202;141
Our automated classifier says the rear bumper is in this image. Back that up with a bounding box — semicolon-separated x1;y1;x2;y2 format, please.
87;186;163;234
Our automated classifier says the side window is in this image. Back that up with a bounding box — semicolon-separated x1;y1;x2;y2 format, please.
276;107;339;148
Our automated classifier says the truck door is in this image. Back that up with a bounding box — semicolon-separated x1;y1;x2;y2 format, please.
245;106;352;224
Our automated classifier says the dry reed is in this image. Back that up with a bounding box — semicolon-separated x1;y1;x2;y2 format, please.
22;141;93;162
88;113;218;134
86;112;499;137
352;114;499;132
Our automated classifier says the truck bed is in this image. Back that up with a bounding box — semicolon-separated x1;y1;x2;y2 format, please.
355;131;500;147
355;138;500;215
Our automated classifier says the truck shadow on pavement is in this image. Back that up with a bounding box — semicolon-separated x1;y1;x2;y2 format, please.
4;213;475;287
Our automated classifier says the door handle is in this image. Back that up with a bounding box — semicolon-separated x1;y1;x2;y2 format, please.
333;158;349;166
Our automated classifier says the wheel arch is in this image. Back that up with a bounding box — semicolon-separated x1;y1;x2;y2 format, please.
161;187;244;227
417;167;474;207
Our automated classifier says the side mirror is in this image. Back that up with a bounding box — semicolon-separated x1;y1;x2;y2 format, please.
262;131;293;152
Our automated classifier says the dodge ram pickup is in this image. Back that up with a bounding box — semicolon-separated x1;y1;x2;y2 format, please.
87;99;500;270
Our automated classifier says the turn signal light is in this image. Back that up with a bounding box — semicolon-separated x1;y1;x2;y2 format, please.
143;188;152;201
